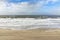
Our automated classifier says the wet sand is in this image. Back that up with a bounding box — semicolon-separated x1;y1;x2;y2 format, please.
0;29;60;40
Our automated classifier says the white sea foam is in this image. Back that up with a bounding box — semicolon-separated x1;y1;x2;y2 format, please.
0;18;60;30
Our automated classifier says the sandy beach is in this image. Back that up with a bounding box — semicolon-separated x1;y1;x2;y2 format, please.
0;18;59;40
0;29;59;40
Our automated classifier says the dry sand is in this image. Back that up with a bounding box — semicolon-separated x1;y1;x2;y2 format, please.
0;29;60;40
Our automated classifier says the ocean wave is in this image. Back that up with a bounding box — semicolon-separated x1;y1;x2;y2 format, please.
0;18;60;30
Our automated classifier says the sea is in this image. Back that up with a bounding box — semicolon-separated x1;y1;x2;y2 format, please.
0;15;60;30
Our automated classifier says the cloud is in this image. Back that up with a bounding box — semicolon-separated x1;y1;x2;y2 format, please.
46;7;60;15
0;0;60;15
0;0;42;15
0;1;33;15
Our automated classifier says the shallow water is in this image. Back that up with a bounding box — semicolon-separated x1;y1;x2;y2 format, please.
0;18;60;30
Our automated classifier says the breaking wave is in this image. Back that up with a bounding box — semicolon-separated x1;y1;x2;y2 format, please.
0;18;60;30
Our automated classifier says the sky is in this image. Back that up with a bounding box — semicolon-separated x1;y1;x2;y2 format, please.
0;0;60;15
